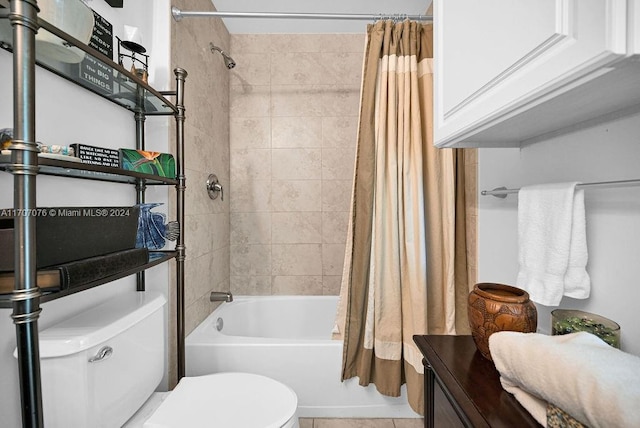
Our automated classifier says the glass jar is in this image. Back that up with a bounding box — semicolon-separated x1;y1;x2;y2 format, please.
551;309;620;348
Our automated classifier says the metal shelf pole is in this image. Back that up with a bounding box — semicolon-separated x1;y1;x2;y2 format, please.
10;0;44;426
173;68;187;379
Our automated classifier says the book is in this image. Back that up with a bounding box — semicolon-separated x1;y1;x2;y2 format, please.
0;205;140;271
57;247;149;289
0;248;149;294
120;149;176;178
0;269;61;294
70;143;120;168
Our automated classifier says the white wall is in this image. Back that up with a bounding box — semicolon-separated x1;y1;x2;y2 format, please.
478;111;640;357
0;1;171;426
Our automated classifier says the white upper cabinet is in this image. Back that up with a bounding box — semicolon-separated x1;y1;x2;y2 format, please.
434;0;640;147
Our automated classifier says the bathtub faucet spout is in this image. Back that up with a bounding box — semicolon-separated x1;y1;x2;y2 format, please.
210;291;233;302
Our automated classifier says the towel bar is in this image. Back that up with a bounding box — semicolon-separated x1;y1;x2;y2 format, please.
481;178;640;198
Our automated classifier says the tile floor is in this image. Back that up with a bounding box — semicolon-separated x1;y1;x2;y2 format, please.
297;383;463;427
299;418;423;427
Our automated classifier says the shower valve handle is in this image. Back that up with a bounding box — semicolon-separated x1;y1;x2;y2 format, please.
206;174;224;201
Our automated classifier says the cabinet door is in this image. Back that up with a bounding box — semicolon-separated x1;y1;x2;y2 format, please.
434;0;628;147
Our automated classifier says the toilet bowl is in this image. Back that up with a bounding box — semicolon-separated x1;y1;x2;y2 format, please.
143;372;299;428
22;292;299;428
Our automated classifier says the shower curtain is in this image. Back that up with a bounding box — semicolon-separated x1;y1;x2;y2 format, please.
333;20;473;415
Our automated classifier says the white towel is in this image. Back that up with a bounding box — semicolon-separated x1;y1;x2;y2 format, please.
489;331;640;428
516;182;590;306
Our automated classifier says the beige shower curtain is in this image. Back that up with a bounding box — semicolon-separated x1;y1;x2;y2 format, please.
333;20;473;415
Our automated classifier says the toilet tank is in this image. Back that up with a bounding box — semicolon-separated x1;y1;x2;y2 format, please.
19;291;166;428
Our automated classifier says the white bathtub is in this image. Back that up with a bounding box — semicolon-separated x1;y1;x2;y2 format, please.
185;295;419;418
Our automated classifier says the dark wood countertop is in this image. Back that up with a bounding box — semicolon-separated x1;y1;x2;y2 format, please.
414;335;541;428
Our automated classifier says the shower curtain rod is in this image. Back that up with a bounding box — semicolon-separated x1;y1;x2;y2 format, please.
171;7;432;22
482;178;640;198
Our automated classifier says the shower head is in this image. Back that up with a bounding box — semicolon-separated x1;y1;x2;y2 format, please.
209;43;236;69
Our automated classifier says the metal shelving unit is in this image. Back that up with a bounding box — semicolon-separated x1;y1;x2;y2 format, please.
1;2;187;426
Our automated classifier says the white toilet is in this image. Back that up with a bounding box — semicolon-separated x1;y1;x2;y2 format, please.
24;292;299;428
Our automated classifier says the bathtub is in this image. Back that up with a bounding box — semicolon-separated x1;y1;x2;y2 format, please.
185;295;419;418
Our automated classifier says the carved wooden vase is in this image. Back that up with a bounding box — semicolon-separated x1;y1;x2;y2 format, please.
468;282;537;361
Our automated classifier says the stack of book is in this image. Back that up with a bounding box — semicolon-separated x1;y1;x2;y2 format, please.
0;248;149;294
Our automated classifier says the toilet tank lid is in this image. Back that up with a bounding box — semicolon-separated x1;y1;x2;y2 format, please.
14;292;166;359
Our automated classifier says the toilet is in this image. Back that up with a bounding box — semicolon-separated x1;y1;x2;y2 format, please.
24;292;299;428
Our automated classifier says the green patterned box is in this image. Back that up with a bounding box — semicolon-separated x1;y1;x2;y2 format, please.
119;149;176;178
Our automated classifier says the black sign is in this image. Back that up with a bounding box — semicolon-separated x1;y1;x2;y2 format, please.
78;10;114;94
104;0;124;7
90;11;113;58
71;144;120;168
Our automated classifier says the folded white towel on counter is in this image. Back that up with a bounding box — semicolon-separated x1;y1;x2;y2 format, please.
489;331;640;428
516;182;590;306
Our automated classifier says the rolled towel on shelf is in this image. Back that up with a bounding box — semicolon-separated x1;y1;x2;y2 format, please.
489;331;640;428
516;182;590;306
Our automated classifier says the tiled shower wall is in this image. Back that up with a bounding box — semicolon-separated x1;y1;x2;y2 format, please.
229;34;366;295
171;0;231;382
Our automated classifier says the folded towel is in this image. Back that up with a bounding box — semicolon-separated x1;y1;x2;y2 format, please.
489;331;640;428
516;182;590;306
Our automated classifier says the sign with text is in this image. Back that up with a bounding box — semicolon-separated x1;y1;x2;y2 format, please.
78;10;114;94
71;144;120;168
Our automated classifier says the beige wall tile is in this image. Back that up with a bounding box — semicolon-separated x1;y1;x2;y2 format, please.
272;212;322;244
272;148;322;180
321;85;361;117
270;34;324;53
272;117;323;148
230;179;272;213
271;180;322;212
231;34;272;54
230;275;272;295
184;293;216;336
322;148;357;180
320;52;365;86
230;85;271;117
230;53;271;86
271;85;326;117
230;244;271;276
272;276;323;295
185;169;216;216
272;244;323;276
211;212;230;252
322;179;353;212
323;243;347;276
230;148;272;181
230;117;271;150
271;53;326;85
320;34;367;53
323;211;349;244
184;253;214;308
211;246;230;292
322;116;359;148
229;33;363;297
184;131;213;174
323;275;343;295
230;212;272;245
185;214;214;259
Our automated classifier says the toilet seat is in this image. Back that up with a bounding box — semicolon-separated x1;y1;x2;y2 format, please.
143;372;299;428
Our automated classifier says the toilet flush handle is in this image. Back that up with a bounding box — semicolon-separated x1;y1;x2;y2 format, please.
88;346;113;363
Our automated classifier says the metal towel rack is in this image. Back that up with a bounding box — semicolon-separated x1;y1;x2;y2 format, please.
481;178;640;198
